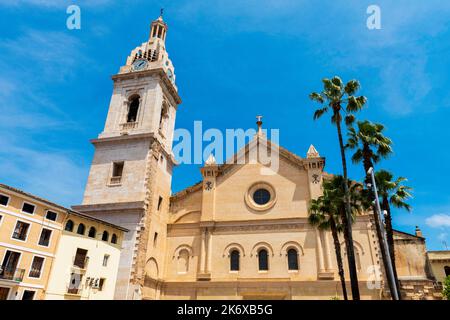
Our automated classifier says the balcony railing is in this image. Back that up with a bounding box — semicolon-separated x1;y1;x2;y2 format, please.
28;268;42;278
0;267;25;282
72;255;89;270
121;122;138;130
66;287;81;295
109;176;122;185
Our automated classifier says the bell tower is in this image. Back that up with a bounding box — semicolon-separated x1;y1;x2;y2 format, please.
73;13;181;300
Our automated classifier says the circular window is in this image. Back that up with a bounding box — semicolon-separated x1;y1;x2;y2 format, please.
245;182;276;212
253;189;271;205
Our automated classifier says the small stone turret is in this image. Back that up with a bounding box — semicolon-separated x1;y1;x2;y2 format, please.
415;226;423;237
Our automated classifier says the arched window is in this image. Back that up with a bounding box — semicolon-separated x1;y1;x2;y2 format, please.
258;249;268;271
343;245;362;272
177;249;189;273
287;248;299;270
77;223;85;235
167;69;174;82
230;250;240;271
127;96;140;123
65;220;74;232
102;231;109;242
445;266;450;277
157;26;163;38
88;227;96;238
111;234;118;244
159;103;168;133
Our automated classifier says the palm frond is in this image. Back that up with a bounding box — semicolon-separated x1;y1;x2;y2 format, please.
313;107;329;120
351;149;364;164
331;76;344;90
344;80;360;95
391;195;412;212
322;78;332;91
356;96;367;107
309;92;325;104
375;170;413;212
345;114;355;126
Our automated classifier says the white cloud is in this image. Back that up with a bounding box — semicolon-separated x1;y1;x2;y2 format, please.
425;214;450;228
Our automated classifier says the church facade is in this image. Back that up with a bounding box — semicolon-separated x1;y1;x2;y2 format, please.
72;15;439;300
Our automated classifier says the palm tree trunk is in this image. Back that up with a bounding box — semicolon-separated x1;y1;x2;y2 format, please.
382;196;402;299
330;217;348;300
334;109;360;300
362;145;373;187
362;149;399;299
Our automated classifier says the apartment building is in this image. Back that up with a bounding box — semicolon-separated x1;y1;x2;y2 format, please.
45;210;127;300
0;184;126;300
0;184;67;300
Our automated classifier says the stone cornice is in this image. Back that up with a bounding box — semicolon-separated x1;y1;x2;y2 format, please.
160;279;373;288
90;133;178;166
170;181;203;202
91;132;155;145
168;215;372;234
168;217;311;234
72;201;145;214
218;138;316;176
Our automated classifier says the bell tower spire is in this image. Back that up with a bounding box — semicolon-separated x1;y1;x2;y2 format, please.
149;10;168;43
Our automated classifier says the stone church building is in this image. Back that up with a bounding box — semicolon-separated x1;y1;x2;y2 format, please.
72;15;440;300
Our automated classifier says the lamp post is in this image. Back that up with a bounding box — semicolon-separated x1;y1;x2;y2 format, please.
367;167;399;300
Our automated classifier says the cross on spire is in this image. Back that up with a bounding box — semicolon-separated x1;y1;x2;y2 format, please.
256;115;263;136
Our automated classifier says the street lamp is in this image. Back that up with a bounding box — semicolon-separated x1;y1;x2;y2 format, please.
367;167;399;300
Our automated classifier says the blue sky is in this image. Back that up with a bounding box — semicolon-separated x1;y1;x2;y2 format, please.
0;0;449;250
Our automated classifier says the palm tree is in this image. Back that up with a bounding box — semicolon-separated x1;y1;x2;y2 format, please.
375;170;412;297
309;176;366;300
346;120;392;186
345;120;401;298
309;76;367;299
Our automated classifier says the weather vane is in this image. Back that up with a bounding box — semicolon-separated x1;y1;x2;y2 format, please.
160;8;164;18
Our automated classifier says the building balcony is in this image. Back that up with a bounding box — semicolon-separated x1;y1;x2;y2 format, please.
66;287;82;296
121;122;138;130
109;176;122;185
0;267;25;282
